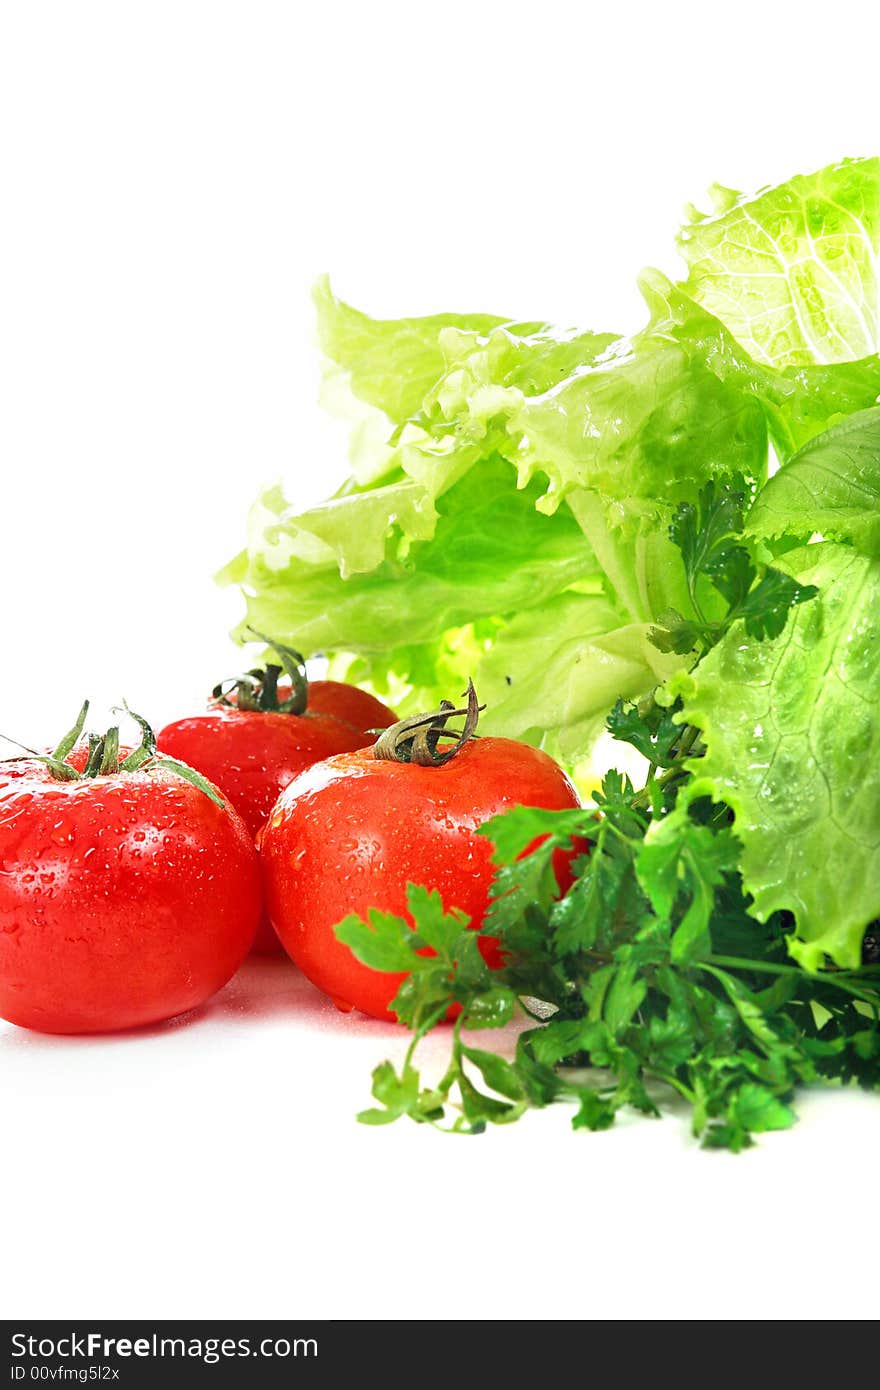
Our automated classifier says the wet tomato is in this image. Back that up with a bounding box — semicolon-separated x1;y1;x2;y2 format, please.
0;710;261;1034
278;679;396;734
157;706;369;843
157;645;384;952
261;690;581;1021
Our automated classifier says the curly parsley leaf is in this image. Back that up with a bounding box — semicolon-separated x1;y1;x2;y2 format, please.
637;807;740;964
607;696;683;768
649;480;818;656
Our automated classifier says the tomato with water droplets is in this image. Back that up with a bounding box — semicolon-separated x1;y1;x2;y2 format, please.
157;642;396;953
273;679;397;735
157;708;372;952
0;755;261;1034
260;735;581;1021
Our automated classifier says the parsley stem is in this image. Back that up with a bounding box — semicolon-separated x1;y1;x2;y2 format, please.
631;766;684;809
706;954;880;1001
706;955;800;975
405;1000;453;1069
655;1071;697;1104
688;575;709;630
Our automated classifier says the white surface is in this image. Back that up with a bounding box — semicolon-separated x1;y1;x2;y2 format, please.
3;957;879;1322
1;0;879;1321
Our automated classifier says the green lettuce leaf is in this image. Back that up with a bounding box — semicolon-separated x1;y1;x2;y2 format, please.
748;405;880;554
641;269;880;461
485;279;768;514
474;591;682;749
225;455;597;660
763;357;880;457
314;275;512;426
671;543;880;969
678;157;880;367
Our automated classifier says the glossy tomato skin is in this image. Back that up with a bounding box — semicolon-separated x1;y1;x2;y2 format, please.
261;738;581;1021
296;681;396;733
0;760;261;1034
156;708;372;952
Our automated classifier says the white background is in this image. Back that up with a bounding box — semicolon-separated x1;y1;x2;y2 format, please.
1;1;878;1321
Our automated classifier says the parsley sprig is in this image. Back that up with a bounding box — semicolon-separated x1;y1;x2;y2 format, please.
649;480;817;656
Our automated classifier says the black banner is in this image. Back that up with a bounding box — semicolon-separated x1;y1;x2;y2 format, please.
1;1323;356;1387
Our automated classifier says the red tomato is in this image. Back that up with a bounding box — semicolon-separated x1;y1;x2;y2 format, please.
0;757;261;1034
273;679;397;734
260;736;581;1021
156;708;371;952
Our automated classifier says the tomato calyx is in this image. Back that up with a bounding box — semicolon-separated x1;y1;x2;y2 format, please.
371;679;484;767
1;701;225;805
211;631;310;716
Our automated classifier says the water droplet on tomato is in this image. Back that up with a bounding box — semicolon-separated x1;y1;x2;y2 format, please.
51;820;74;846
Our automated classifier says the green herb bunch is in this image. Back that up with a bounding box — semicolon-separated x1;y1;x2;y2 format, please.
336;484;880;1149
